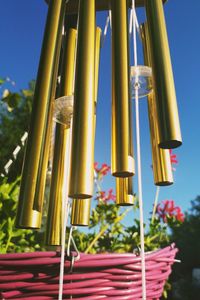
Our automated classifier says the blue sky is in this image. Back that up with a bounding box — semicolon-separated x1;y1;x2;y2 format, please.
0;0;200;224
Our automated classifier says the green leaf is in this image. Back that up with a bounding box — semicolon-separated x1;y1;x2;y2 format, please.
28;80;35;91
22;89;33;98
0;78;5;85
2;93;21;110
0;231;6;241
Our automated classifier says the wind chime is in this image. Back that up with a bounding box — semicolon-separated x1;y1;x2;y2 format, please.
14;0;182;299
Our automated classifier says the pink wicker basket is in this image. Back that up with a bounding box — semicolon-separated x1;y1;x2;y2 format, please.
0;244;178;300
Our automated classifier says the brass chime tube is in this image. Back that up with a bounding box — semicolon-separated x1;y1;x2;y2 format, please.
116;177;135;206
69;0;95;199
71;27;102;226
71;199;91;226
141;23;173;186
144;0;182;149
33;9;65;214
148;95;174;186
46;125;70;245
46;29;77;246
94;27;102;105
59;29;77;96
16;0;66;229
116;89;135;205
111;0;134;177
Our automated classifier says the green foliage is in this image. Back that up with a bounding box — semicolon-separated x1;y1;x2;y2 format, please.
0;80;34;181
0;177;44;253
72;199;173;255
167;196;200;299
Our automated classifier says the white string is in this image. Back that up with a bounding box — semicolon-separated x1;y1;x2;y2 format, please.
151;186;160;223
101;14;110;47
109;10;112;29
132;0;146;299
1;131;28;177
101;11;112;48
58;119;73;300
135;91;146;300
132;0;138;67
129;5;140;38
129;9;133;35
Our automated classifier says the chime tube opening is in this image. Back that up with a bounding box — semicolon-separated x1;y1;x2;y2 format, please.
144;0;182;149
15;0;66;229
69;0;96;199
111;0;134;177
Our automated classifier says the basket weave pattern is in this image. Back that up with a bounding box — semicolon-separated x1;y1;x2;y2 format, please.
0;244;178;300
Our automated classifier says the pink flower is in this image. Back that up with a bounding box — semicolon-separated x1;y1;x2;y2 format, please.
174;206;185;222
169;149;178;171
156;200;184;223
169;149;178;165
94;162;110;179
96;189;116;202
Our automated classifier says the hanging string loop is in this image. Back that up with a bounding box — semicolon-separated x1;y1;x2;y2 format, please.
101;11;112;48
66;226;80;262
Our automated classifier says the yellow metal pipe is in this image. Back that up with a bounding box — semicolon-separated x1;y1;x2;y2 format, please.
71;199;91;226
116;177;135;206
111;0;134;177
16;0;66;229
46;28;77;246
33;102;54;213
46;124;70;245
148;93;173;186
144;0;182;149
69;0;95;199
141;23;173;186
60;29;77;96
71;27;101;226
94;27;102;105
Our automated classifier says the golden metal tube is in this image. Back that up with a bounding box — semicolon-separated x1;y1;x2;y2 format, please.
33;103;54;213
46;28;77;246
95;27;101;104
111;0;134;177
71;199;91;226
69;0;95;199
148;93;173;186
46;124;70;245
70;27;101;226
141;23;173;186
115;95;135;205
116;177;135;206
16;0;66;229
128;100;135;176
144;0;182;149
60;29;77;96
47;0;167;14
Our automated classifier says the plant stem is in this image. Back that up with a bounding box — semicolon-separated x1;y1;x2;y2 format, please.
85;207;132;254
5;232;13;253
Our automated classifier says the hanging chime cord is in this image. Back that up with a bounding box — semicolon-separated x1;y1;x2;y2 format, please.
58;118;73;300
101;11;111;47
0;131;28;177
151;186;160;223
132;1;146;299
